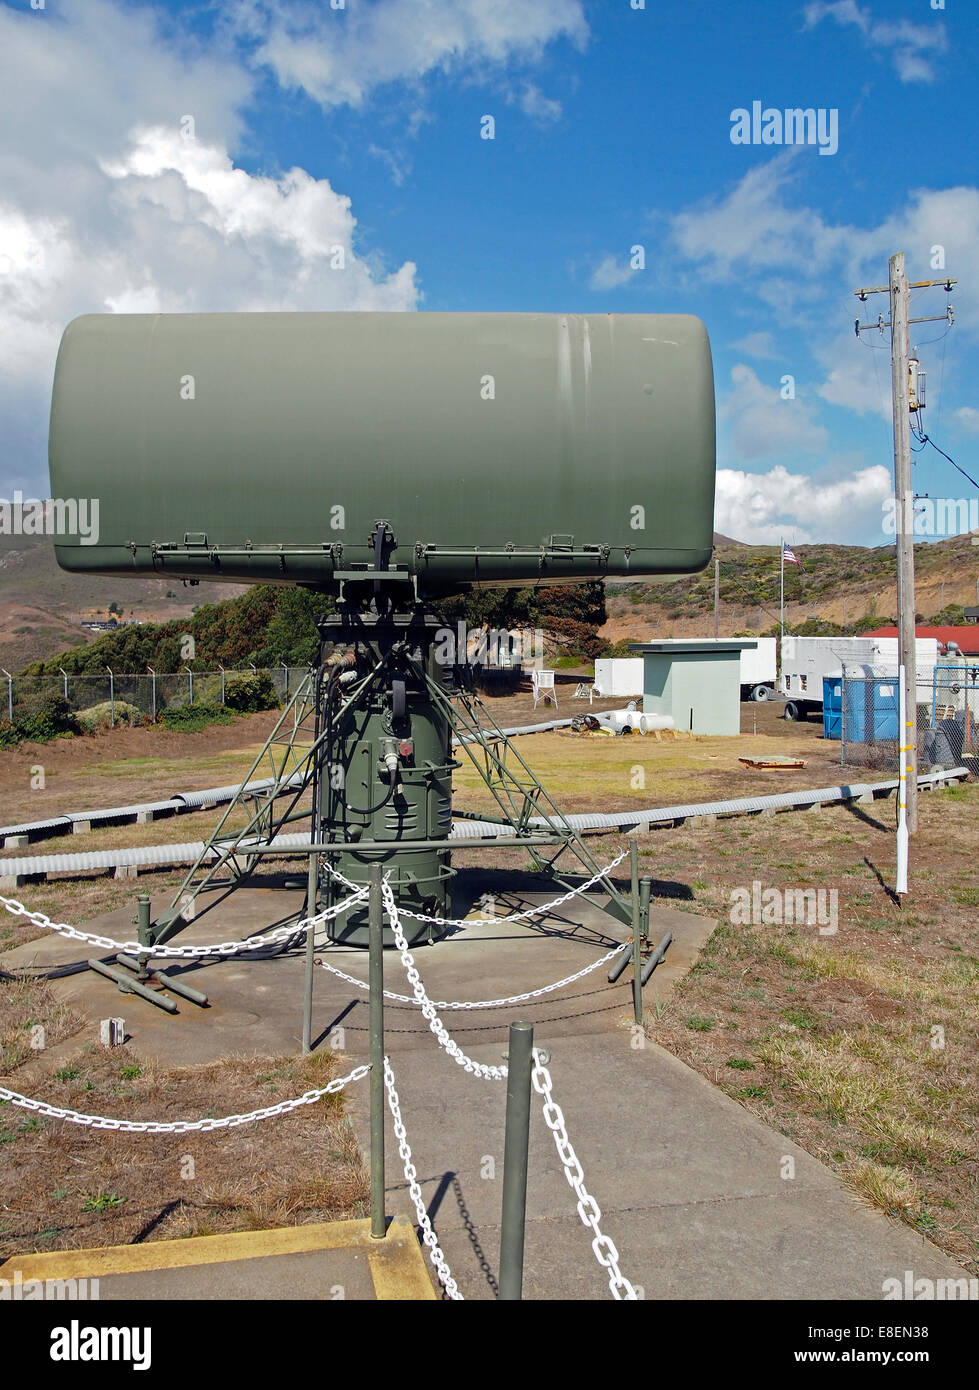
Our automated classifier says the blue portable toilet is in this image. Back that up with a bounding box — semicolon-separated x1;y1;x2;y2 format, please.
840;667;899;742
822;673;843;738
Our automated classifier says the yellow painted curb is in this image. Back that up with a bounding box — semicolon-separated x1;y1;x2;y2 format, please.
0;1214;436;1300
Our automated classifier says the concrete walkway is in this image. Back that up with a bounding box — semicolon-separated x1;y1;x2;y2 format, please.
4;870;971;1300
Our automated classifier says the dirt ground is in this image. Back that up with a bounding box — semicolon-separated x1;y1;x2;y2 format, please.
0;979;367;1258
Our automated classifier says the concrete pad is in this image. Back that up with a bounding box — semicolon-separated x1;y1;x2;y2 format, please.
2;874;711;1066
0;1216;435;1302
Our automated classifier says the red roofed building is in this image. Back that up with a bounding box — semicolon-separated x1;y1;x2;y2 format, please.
863;626;979;656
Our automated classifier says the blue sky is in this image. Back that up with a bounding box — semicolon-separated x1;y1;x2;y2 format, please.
1;0;976;544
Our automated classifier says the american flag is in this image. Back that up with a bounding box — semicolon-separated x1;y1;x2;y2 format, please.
782;543;800;566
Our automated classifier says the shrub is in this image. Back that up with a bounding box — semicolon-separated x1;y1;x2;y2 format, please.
224;671;279;713
159;703;237;732
75;700;143;732
11;694;79;743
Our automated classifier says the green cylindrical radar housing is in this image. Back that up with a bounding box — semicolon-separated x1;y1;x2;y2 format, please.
48;311;715;591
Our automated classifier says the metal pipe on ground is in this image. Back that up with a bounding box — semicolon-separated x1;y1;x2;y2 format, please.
640;931;673;985
87;958;178;1013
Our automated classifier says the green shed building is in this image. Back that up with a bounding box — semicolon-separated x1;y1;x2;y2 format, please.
628;640;758;736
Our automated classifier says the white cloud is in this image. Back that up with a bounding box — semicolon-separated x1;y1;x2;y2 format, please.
730;331;778;359
513;82;563;123
954;407;979;435
671;154;850;285
803;1;948;84
666;157;978;423
722;364;829;461
589;255;636;291
0;0;441;494
98;127;419;312
715;462;893;544
234;0;587;109
815;330;893;419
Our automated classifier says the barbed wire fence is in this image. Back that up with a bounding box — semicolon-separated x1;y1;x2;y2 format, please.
0;666;310;725
0;855;639;1301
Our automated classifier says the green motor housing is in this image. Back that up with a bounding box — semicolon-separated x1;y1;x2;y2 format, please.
319;608;455;946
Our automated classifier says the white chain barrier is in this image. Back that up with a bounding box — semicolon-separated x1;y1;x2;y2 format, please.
317;943;623;1010
381;879;506;1081
0;1064;370;1133
383;1053;462;1300
531;1049;638;1300
2;851;638;1296
0;888;369;958
325;848;631;928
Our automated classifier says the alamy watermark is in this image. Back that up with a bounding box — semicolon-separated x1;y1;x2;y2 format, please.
729;881;838;935
0;494;100;545
0;1272;99;1300
730;102;838;156
432;622;544;669
883;495;979;538
882;1270;978;1301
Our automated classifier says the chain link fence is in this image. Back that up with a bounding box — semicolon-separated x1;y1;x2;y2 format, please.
836;661;979;772
0;666;310;726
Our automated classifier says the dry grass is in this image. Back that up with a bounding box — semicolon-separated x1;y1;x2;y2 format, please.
0;977;84;1071
0;979;368;1258
643;782;979;1273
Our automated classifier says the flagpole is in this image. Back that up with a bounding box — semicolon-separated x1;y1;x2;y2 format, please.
780;537;785;638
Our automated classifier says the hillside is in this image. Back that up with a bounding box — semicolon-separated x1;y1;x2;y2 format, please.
0;535;248;670
5;530;979;677
603;532;979;644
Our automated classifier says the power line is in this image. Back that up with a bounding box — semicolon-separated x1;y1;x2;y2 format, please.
914;430;979;491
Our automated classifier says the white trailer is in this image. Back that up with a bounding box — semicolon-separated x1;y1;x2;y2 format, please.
738;637;777;701
779;636;939;720
593;658;644;698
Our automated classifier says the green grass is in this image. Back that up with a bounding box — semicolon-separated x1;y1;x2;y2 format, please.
80;1192;126;1213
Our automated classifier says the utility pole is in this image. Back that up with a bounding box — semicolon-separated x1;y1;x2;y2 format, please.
854;258;956;835
713;557;720;638
890;253;918;834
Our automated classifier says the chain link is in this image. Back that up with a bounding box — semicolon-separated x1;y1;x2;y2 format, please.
325;848;631;928
316;943;623;1010
382;1053;463;1300
0;888;368;958
0;1064;369;1133
381;879;506;1081
531;1049;638;1301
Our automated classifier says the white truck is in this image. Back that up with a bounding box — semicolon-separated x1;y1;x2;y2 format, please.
778;635;939;721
